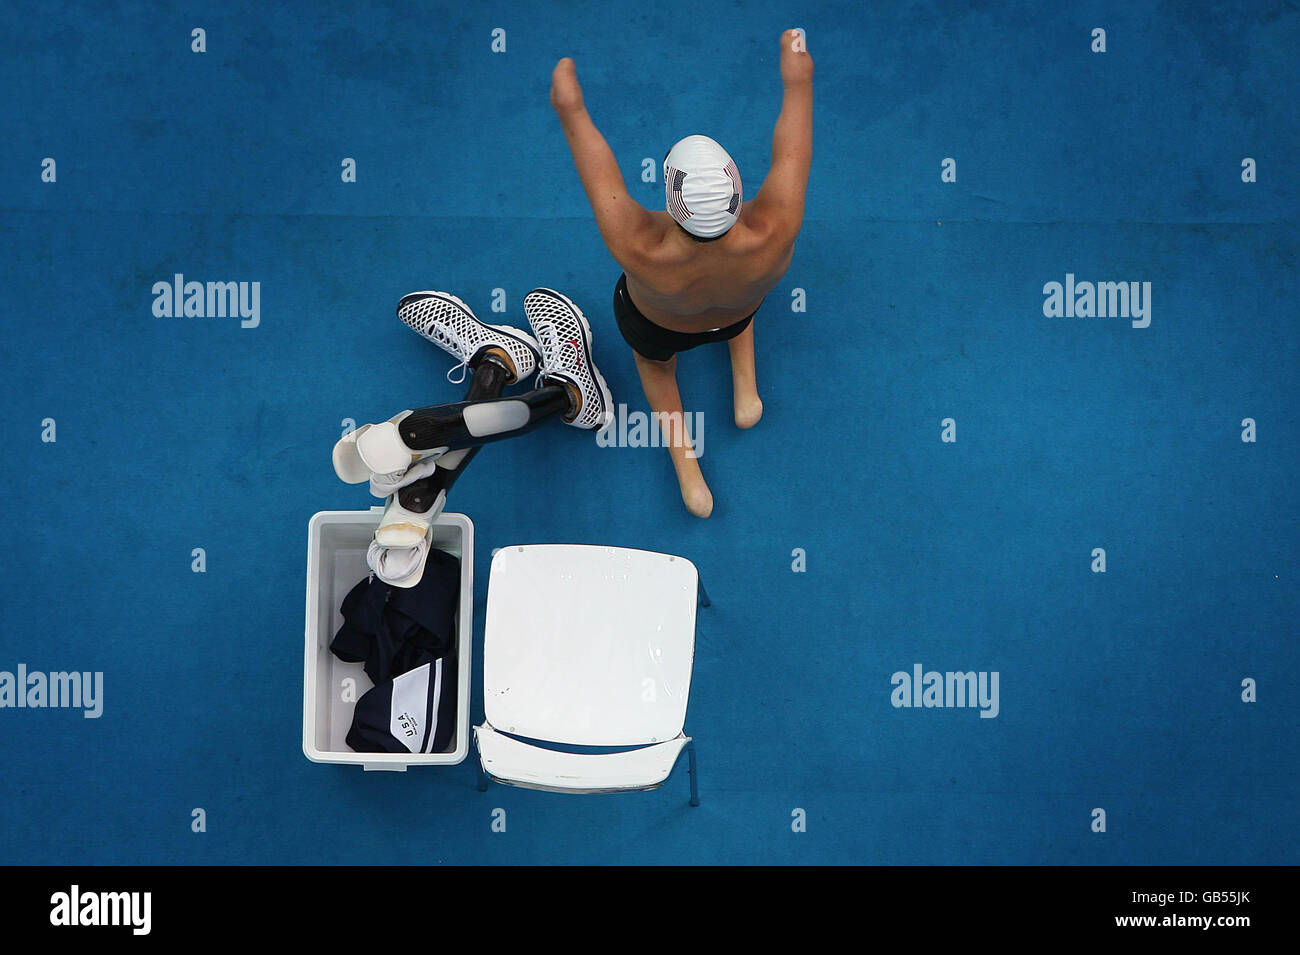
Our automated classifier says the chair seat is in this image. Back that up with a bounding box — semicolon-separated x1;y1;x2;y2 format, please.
475;724;689;793
483;545;699;746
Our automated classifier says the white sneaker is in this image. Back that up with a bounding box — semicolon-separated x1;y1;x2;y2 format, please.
398;291;541;385
523;287;614;431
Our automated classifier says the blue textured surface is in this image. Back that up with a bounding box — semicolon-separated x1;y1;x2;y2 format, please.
0;0;1297;865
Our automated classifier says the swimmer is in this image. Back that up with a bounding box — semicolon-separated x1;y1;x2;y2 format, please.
549;29;813;517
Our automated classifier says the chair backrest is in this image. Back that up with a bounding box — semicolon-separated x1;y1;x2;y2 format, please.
483;544;698;746
475;724;689;793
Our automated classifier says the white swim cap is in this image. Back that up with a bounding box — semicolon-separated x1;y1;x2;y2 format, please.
664;135;742;239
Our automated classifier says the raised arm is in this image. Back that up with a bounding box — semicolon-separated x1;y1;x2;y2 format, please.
550;58;654;262
750;30;814;234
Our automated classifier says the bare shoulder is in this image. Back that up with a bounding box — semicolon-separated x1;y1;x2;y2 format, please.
739;198;800;252
614;211;680;269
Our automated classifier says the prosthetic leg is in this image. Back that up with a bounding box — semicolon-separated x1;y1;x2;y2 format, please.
375;357;569;544
335;352;572;586
333;285;613;586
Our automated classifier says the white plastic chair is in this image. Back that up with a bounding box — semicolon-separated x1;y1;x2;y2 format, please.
475;544;708;805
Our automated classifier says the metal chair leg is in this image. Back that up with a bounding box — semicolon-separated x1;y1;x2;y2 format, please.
697;577;711;609
686;740;700;807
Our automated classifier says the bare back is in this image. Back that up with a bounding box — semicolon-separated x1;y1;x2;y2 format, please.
550;29;812;336
620;206;796;333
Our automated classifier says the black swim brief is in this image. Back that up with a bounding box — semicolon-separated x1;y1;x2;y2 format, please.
613;273;760;362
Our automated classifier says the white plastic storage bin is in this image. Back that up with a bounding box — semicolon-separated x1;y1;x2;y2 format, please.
303;507;473;770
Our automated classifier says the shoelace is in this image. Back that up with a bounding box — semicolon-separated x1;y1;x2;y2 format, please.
422;321;470;384
532;322;557;388
532;324;584;419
